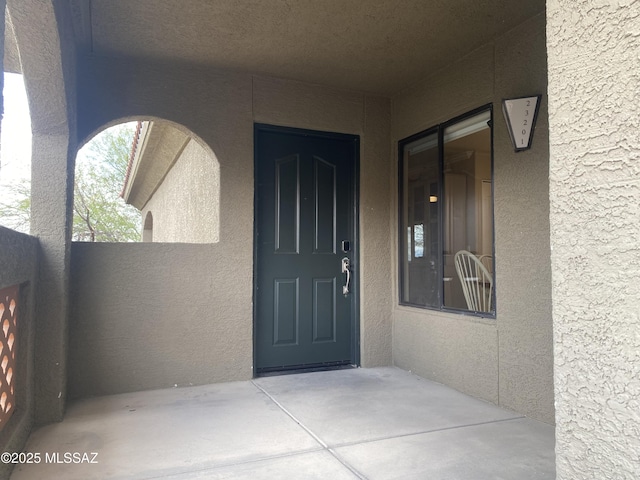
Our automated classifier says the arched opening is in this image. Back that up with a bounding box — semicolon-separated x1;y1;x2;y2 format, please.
143;211;153;242
75;118;220;243
73;122;141;241
0;72;31;233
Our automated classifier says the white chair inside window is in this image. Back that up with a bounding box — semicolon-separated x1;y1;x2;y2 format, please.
454;250;494;313
478;254;494;274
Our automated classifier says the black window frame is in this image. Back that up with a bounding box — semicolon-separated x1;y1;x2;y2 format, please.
398;104;495;318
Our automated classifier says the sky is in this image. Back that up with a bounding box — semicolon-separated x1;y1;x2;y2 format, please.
0;72;31;187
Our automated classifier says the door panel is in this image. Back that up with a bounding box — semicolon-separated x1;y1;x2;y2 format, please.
273;278;299;345
255;125;358;372
313;277;336;343
314;157;336;254
275;155;299;254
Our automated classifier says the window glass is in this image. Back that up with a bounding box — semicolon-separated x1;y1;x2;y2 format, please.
401;131;440;307
442;111;493;310
399;107;494;315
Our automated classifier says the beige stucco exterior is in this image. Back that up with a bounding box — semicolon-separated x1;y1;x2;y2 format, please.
392;13;553;424
131;125;221;244
68;15;554;426
68;62;393;398
5;0;78;426
547;1;640;477
1;1;639;478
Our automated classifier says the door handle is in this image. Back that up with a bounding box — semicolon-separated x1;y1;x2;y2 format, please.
341;257;351;295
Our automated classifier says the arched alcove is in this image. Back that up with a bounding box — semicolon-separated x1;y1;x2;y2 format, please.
75;118;220;243
142;211;153;242
0;72;31;233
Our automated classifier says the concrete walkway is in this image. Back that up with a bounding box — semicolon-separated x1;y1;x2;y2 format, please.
11;367;555;479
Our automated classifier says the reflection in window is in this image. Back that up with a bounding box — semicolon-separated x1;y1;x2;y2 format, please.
399;107;495;315
414;224;424;258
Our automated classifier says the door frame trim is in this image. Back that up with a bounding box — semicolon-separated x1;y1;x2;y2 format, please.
252;123;361;375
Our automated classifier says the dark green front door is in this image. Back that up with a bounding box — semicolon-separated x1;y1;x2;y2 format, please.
255;125;358;373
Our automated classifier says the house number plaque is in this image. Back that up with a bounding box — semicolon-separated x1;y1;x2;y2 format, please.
502;95;542;152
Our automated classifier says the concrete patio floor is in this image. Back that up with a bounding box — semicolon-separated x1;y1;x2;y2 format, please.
10;367;555;479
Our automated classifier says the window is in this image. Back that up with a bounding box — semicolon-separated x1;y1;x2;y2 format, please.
399;106;495;315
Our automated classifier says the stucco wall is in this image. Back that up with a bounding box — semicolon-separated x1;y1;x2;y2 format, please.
72;59;255;398
7;0;78;426
547;1;640;478
0;228;38;480
68;243;249;398
70;59;392;397
391;13;554;423
142;138;220;243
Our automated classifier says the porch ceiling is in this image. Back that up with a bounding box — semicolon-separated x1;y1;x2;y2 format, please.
69;0;544;96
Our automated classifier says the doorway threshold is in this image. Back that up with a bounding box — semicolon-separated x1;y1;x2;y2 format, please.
256;362;356;378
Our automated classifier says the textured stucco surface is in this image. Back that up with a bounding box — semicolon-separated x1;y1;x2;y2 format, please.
142;138;220;243
493;14;553;424
7;0;78;426
392;13;554;423
2;0;21;75
393;309;499;403
73;58;255;396
69;61;393;396
10;0;556;439
68;243;251;398
547;1;640;478
78;0;544;96
0;228;38;480
359;95;393;367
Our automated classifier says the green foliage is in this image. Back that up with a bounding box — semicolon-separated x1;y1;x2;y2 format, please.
0;123;142;241
0;179;31;234
72;123;142;242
